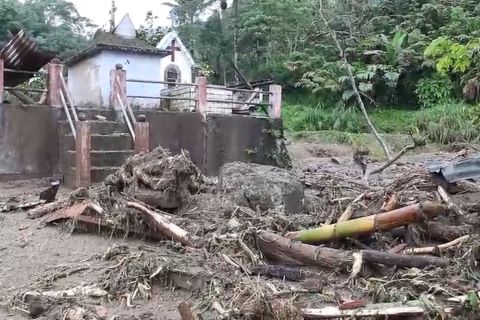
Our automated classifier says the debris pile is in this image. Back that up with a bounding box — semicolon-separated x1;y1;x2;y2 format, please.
12;147;480;319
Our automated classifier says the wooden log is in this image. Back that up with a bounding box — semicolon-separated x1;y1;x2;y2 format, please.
361;250;449;268
127;202;201;247
258;231;449;270
27;199;68;219
288;201;446;244
257;231;352;270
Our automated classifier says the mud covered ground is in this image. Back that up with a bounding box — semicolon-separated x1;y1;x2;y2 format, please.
0;141;479;319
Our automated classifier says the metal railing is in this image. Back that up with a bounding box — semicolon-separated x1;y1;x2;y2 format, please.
59;74;78;140
116;76;136;141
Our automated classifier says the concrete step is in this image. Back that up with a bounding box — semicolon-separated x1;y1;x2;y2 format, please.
59;120;130;135
62;134;134;151
65;150;135;168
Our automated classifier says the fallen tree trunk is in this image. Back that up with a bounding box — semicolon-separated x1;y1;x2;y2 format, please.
27;199;69;219
257;231;352;270
127;202;201;248
288;201;445;244
258;231;449;270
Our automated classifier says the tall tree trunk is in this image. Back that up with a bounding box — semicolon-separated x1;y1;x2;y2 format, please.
233;0;239;84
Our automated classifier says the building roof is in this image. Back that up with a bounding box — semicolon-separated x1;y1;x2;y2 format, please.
65;18;171;66
157;30;195;66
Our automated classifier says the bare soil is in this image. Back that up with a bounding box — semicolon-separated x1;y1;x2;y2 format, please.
0;179;193;320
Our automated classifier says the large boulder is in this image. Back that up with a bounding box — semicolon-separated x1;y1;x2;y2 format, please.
218;162;304;214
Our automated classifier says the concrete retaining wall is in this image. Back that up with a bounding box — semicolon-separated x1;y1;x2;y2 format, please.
0;104;60;180
205;115;289;175
0;104;289;180
145;111;206;170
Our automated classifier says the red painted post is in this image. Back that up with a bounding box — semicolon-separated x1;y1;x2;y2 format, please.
75;121;91;187
268;84;282;118
195;76;207;116
0;58;4;103
47;59;64;108
109;63;126;108
134;121;150;153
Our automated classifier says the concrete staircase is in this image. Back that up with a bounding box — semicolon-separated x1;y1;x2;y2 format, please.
59;109;134;187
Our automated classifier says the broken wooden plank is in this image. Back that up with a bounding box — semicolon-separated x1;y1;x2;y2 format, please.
41;202;89;223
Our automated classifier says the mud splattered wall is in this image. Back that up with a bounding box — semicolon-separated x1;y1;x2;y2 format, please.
0;104;60;180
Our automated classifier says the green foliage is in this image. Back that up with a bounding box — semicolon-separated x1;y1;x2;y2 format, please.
425;37;480;74
414;101;478;143
415;74;454;107
137;11;167;46
0;0;92;53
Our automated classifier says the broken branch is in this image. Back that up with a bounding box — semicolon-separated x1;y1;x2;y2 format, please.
403;235;470;255
437;186;466;216
364;144;416;179
127;201;200;247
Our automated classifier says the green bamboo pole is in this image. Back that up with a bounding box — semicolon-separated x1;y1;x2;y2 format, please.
289;201;445;244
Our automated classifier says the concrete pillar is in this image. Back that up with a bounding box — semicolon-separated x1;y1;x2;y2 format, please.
134;121;150;153
47;59;64;108
109;63;126;109
0;58;4;103
268;84;282;118
75;121;91;187
195;76;207;116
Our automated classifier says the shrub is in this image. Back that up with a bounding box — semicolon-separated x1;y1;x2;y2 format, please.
415;74;454;108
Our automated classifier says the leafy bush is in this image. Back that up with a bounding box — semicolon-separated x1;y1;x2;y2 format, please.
415;74;454;107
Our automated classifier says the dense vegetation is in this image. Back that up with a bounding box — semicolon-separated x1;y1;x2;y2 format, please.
0;0;93;52
170;0;480;143
1;0;479;143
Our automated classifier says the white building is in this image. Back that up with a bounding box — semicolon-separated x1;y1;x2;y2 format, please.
156;30;196;85
65;14;196;108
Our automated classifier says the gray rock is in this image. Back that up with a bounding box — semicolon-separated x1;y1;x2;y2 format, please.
218;162;304;214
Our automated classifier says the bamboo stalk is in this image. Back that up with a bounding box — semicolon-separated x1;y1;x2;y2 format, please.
288;201;445;244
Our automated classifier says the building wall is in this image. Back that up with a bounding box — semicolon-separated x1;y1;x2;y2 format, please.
68;51;163;108
67;55;103;106
101;51;163;108
160;53;193;85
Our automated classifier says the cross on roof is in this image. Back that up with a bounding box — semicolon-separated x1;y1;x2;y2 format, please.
166;39;181;62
